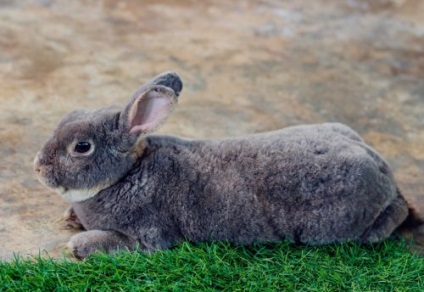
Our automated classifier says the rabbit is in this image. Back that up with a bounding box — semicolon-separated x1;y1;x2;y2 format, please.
34;71;420;259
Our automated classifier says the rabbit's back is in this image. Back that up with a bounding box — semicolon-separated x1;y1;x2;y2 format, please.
171;123;403;244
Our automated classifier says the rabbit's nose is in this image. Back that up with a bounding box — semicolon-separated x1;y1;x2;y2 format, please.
34;152;42;173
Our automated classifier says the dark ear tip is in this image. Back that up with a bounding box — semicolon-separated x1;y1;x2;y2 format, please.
164;71;183;96
153;71;183;97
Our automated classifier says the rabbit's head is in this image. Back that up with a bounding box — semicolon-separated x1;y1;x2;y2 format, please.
34;72;182;202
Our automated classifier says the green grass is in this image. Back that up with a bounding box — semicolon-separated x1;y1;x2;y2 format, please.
1;240;423;291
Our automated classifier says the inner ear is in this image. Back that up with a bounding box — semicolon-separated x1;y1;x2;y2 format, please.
127;87;177;134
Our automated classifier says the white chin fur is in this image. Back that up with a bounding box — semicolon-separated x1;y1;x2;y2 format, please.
37;174;108;202
54;186;105;202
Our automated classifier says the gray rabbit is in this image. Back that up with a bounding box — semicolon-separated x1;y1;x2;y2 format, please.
34;72;419;259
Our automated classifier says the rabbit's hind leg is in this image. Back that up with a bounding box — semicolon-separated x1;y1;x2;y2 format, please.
359;195;409;243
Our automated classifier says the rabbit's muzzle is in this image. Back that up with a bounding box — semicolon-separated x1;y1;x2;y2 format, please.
34;151;57;188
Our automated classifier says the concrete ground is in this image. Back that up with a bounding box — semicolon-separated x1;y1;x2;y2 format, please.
0;0;423;260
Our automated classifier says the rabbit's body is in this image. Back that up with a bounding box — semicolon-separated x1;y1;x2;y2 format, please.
71;123;408;253
34;72;412;259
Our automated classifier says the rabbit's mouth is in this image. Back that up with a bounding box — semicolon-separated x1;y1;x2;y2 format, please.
34;152;60;189
35;168;63;194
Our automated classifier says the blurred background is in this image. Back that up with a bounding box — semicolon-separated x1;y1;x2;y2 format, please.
0;0;423;260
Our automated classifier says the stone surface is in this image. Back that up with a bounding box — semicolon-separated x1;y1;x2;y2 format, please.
0;0;423;260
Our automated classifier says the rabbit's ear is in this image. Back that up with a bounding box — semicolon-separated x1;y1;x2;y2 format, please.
122;85;177;135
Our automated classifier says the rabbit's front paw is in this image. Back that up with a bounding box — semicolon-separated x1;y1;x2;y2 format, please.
67;229;136;259
67;230;106;260
62;206;84;230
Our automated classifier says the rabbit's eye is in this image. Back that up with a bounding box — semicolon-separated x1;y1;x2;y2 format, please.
74;142;91;154
68;139;95;157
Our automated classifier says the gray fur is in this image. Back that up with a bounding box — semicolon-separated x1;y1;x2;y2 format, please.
35;72;410;259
